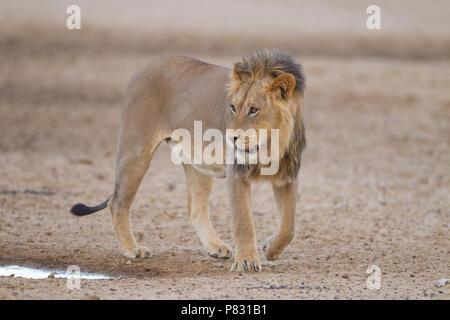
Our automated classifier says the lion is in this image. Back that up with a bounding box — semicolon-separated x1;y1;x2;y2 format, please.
70;49;306;272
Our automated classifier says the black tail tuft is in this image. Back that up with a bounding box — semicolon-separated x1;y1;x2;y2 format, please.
70;197;111;216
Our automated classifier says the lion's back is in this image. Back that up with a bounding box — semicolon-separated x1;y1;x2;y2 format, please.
123;55;230;133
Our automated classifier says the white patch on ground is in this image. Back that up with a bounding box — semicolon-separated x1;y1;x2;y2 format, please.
0;265;112;280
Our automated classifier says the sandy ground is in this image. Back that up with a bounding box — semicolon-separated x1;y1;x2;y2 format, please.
0;1;449;299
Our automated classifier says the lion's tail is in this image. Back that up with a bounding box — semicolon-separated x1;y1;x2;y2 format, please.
70;196;111;216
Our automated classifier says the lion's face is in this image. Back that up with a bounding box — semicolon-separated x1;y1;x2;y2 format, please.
227;73;297;163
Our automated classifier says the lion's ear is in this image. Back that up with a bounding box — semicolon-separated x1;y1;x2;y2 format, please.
232;64;241;81
268;74;296;101
232;63;250;82
230;63;251;93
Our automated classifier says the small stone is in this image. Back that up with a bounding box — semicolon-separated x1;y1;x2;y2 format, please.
48;273;55;278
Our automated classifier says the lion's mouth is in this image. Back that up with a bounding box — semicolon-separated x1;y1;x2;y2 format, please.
237;144;259;154
226;136;260;154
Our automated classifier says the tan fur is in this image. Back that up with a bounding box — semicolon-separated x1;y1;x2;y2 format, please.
107;50;305;272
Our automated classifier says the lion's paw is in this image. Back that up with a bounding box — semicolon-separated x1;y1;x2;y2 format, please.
207;242;232;259
121;245;152;259
230;252;261;272
262;235;286;261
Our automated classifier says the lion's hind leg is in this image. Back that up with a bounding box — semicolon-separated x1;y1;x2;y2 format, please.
109;144;159;259
183;165;232;259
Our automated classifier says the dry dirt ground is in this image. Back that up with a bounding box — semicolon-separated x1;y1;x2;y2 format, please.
0;1;449;299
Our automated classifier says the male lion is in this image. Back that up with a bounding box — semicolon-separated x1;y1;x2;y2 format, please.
71;49;306;272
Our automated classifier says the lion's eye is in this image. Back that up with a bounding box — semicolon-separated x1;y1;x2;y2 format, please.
230;104;236;114
248;106;258;115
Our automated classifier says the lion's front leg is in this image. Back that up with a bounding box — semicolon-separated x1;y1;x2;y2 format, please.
263;180;298;261
228;167;261;272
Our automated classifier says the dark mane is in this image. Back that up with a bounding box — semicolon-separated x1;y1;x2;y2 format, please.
234;49;305;93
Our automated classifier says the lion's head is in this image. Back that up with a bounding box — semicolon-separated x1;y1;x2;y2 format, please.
226;49;306;185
